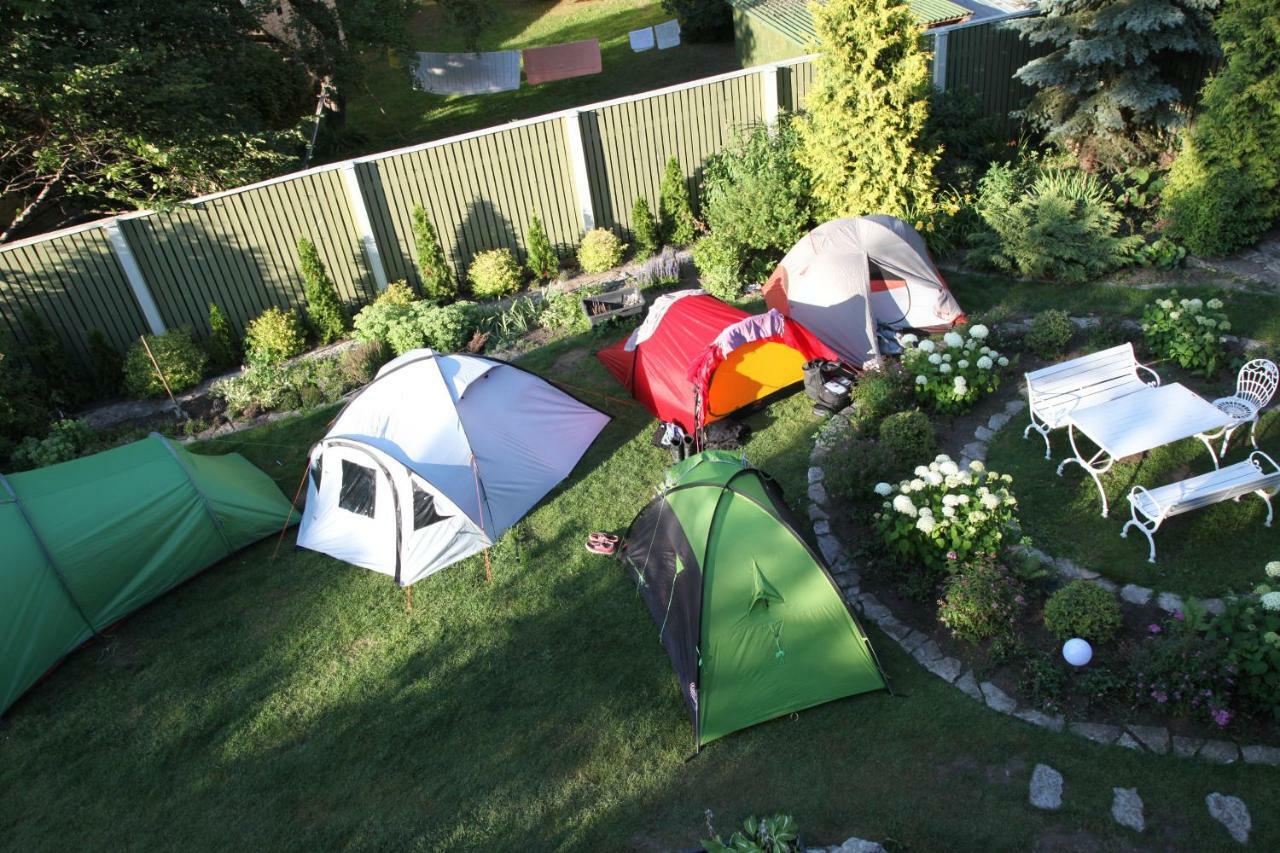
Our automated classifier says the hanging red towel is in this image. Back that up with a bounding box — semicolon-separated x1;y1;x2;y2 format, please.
523;39;603;86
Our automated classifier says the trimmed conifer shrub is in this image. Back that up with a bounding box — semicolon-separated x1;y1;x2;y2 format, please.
297;237;348;345
525;214;559;281
412;204;457;301
631;197;660;257
659;156;696;247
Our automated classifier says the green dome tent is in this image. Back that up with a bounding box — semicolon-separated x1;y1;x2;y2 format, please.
619;451;886;748
1;433;299;715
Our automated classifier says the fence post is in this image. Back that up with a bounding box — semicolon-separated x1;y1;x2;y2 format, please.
931;31;949;91
103;221;166;335
760;64;781;128
562;110;596;234
341;163;390;292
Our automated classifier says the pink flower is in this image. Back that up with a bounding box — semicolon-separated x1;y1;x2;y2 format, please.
946;550;958;560
1212;708;1233;727
1147;624;1162;634
1174;610;1185;621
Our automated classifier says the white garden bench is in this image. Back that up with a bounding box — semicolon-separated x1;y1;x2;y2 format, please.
1024;343;1161;458
1121;451;1280;563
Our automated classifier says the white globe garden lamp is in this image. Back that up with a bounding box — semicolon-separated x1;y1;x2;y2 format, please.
1063;638;1093;667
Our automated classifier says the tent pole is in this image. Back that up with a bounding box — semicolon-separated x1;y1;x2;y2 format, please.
271;457;311;563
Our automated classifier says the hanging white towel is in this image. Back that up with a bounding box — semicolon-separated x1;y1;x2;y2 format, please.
412;51;521;96
629;26;655;52
655;19;681;50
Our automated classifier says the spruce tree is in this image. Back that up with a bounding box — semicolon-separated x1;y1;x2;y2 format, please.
205;303;239;370
1162;0;1280;255
411;204;457;302
297;237;348;345
797;0;936;220
631;197;661;256
1011;0;1220;169
659;157;697;247
525;215;559;281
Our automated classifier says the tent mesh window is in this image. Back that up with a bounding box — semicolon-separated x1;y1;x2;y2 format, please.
412;483;449;529
338;460;377;517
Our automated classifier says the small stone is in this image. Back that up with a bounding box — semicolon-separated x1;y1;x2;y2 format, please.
980;681;1017;714
1206;792;1251;844
807;482;828;505
900;629;928;653
1068;721;1122;745
813;519;831;536
974;425;995;442
1199;597;1226;616
987;412;1011;432
808;503;830;521
1005;398;1027;415
1241;744;1280;766
1029;764;1063;810
807;466;825;484
962;441;988;462
955;670;983;701
834;839;886;853
1126;725;1169;755
1116;732;1141;750
1089;577;1118;593
817;534;841;564
1055;558;1099;581
1120;584;1153;606
923;655;962;683
878;617;912;642
1172;736;1204;758
859;595;891;624
1111;787;1144;832
1199;739;1240;764
1070;315;1099;329
1156;591;1184;613
843;585;860;602
913;639;943;664
1013;708;1066;733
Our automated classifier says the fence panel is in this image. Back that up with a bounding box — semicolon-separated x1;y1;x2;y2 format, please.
0;227;149;368
119;168;375;336
946;21;1047;137
584;72;765;237
779;59;815;113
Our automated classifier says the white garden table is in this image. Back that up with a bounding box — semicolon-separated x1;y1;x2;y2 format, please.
1056;383;1233;517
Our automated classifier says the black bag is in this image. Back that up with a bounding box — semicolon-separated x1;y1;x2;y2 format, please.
803;360;852;413
700;418;750;450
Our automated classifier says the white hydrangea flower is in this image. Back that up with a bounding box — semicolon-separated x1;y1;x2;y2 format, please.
970;324;989;340
916;515;937;534
929;461;941;472
914;465;930;477
1159;298;1173;309
1263;591;1280;612
997;356;1009;367
942;505;956;518
969;460;985;472
926;471;943;486
942;494;960;507
1207;298;1224;310
970;510;988;523
965;339;977;351
1266;561;1280;579
1169;310;1181;320
939;460;959;477
892;495;916;516
915;374;927;385
910;478;926;491
942;353;952;362
901;333;919;346
958;359;969;369
874;482;893;497
981;493;1001;510
944;331;964;348
977;356;993;370
1219;321;1231;332
980;346;991;355
939;363;952;374
1189;298;1204;310
919;506;933;516
918;340;936;353
957;494;971;504
928;353;943;365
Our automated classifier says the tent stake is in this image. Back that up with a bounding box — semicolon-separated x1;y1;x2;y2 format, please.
271;459;311;563
404;585;413;613
483;548;492;583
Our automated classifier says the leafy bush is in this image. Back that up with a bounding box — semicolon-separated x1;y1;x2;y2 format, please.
123;328;209;397
925;88;1009;192
539;288;593;335
692;232;743;301
1204;565;1280;720
13;310;88;408
703;814;798;853
205;303;239;370
873;455;1019;575
577;229;626;274
659;156;697;246
634;246;682;290
851;363;912;424
823;436;898;507
1025;309;1073;359
968;161;1141;282
213;356;352;419
377;280;417;308
900;325;1007;414
468;249;522;299
0;350;52;459
525;215;559;282
243;307;307;367
938;556;1026;644
1042;580;1122;643
630;197;661;257
878;410;936;464
412;205;457;301
1141;292;1230;378
9;419;93;471
1130;612;1235;727
341;339;391;387
297;237;348;344
86;329;124;397
387;302;472;355
1020;651;1069;713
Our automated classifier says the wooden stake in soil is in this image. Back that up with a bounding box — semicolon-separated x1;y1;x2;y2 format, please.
405;585;414;613
139;334;186;420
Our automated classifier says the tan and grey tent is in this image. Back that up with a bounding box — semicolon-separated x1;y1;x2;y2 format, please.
763;215;966;368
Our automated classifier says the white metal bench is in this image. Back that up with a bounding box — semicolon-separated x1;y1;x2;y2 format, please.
1121;451;1280;563
1024;343;1161;458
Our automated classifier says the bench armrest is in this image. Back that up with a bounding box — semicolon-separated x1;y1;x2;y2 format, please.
1135;361;1161;387
1248;450;1280;476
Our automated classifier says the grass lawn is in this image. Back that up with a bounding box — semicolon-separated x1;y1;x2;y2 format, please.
332;1;740;159
3;319;1279;850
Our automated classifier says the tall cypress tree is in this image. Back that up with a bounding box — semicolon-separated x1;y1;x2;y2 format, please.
1011;0;1220;169
797;0;936;220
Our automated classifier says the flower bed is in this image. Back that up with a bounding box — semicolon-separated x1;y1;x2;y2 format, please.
900;324;1010;414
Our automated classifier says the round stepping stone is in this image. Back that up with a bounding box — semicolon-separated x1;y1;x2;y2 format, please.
1206;792;1251;844
1029;763;1063;810
1111;787;1144;832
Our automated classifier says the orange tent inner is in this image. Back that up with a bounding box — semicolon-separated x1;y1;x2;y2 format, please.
705;341;807;419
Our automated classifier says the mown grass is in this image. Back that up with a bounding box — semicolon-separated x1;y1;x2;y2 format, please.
332;0;739;159
3;317;1279;850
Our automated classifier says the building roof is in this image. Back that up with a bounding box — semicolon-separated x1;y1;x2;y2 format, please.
726;0;975;38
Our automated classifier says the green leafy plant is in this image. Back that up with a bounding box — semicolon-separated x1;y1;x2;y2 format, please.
468;249;523;299
900;325;1007;414
661;0;733;42
1042;580;1122;643
297;237;348;344
1020;650;1069;713
123;328;209;398
376;281;418;307
1203;562;1280;721
878;409;936;465
205;303;239;370
243;307;307;367
539;288;594;335
481;295;544;347
0;350;52;461
525;215;559;282
13;310;87;408
630;197;661;257
576;229;626;274
386;302;473;355
412;205;457;302
340;339;391;387
873;455;1020;575
850;363;912;425
659;156;696;246
823;436;898;507
1130;611;1236;726
212;355;353;419
1025;309;1073;359
702;813;798;853
1141;292;1230;377
691;231;743;301
86;329;124;397
938;555;1026;644
9;418;93;471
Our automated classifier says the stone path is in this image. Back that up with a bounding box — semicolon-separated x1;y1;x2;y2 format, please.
1188;227;1280;291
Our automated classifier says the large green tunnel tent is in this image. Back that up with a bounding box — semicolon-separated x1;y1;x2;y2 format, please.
1;433;299;715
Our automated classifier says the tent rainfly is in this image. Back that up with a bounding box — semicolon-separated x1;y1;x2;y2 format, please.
596;291;837;434
619;451;886;747
298;349;610;585
763;215;966;368
1;434;299;715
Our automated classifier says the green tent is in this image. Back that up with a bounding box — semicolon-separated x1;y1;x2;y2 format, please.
619;451;886;748
1;433;299;715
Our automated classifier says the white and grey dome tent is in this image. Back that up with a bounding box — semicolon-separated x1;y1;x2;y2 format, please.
298;349;610;585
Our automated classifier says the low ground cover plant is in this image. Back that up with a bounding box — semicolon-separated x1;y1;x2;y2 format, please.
900;324;1008;414
937;554;1026;644
8;418;94;471
1141;291;1230;378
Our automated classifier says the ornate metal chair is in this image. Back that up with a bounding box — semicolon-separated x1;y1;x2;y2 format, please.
1209;359;1278;455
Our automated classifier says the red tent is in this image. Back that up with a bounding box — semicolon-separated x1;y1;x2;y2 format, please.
597;291;836;433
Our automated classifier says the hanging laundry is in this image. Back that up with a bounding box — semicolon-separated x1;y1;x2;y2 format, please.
412;51;521;96
655;19;682;50
629;26;656;52
522;39;603;85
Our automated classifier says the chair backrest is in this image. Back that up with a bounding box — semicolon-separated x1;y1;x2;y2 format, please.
1236;359;1279;408
1025;343;1138;396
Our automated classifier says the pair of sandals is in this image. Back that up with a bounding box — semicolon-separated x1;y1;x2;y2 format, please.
585;531;620;555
